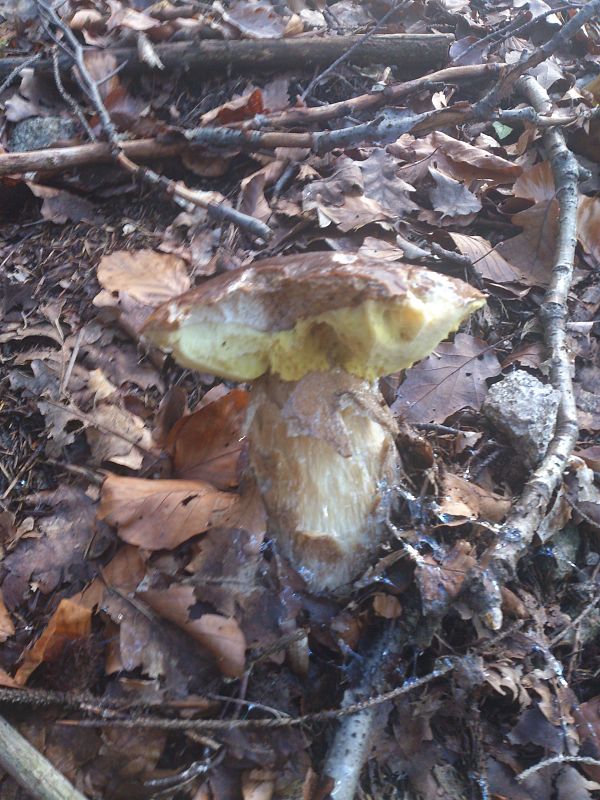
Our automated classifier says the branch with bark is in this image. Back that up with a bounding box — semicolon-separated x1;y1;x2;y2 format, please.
0;33;453;82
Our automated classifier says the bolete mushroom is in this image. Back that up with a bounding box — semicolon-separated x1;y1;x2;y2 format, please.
143;252;485;592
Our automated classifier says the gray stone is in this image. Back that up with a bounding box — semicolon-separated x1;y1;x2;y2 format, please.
482;370;559;467
9;116;78;153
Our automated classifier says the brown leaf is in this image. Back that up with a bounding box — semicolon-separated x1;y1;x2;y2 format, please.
372;594;402;619
438;472;511;523
0;589;15;642
85;402;154;469
98;474;238;549
26;183;101;225
201;88;264;125
577;195;600;264
1;486;105;609
15;598;92;685
95;249;190;331
242;770;276;800
513;160;555;202
416;540;476;615
493;199;559;287
74;545;147;611
142;585;246;678
167;388;249;489
357;148;418;216
392;131;522;185
392;333;501;423
448;232;523;284
81;51;120;99
427;165;482;220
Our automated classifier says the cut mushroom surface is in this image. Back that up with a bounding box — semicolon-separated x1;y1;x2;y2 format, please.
144;252;486;382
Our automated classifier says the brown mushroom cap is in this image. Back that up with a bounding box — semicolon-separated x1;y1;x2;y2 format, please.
143;253;485;382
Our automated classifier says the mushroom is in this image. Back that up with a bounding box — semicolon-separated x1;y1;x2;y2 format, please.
143;252;485;592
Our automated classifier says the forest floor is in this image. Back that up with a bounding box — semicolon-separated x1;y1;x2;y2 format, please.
1;0;600;798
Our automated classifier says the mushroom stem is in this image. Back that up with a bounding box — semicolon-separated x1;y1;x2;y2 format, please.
246;369;399;592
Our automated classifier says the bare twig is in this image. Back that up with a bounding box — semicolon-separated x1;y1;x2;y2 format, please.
0;52;41;96
51;48;96;142
58;661;454;731
473;0;600;119
35;0;271;240
517;755;600;782
477;74;581;627
301;0;409;100
0;714;87;800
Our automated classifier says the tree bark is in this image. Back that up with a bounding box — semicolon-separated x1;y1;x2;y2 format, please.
0;34;452;80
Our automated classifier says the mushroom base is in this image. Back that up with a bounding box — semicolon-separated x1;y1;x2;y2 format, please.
246;370;399;593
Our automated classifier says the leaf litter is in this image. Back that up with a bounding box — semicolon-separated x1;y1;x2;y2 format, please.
0;0;600;797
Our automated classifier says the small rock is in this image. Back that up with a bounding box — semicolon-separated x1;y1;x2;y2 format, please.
483;370;559;467
9;116;78;152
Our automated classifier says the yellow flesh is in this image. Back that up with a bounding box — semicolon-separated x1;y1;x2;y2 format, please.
165;294;485;381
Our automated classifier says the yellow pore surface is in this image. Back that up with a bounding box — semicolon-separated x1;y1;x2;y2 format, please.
166;292;485;382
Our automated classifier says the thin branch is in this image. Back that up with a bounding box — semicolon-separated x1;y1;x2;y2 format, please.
481;74;581;623
0;714;87;800
34;0;271;241
58;660;454;731
517;755;600;782
301;0;409;100
473;0;600;119
0;52;41;96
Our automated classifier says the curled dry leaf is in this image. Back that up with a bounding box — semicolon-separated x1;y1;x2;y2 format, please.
200;88;264;125
438;472;511;523
167;388;249;490
98;474;238;550
142;585;246;678
15;598;92;685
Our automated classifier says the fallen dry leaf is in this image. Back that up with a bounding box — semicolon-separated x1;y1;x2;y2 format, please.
448;232;523;284
0;589;15;642
15;598;92;685
392;333;501;423
167;388;249;489
200;88;264;125
94;248;190;332
74;545;147;611
141;585;246;678
98;474;238;549
26;183;101;225
1;486;106;609
438;472;511;523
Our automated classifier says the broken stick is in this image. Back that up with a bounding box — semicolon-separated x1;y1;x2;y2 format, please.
0;34;452;81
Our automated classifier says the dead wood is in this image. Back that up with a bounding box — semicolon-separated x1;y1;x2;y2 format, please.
0;714;87;800
0;138;185;176
0;34;452;81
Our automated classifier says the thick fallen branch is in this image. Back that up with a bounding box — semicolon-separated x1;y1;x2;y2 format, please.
0;714;87;800
253;62;501;129
0;63;500;178
0;137;186;176
0;34;453;82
